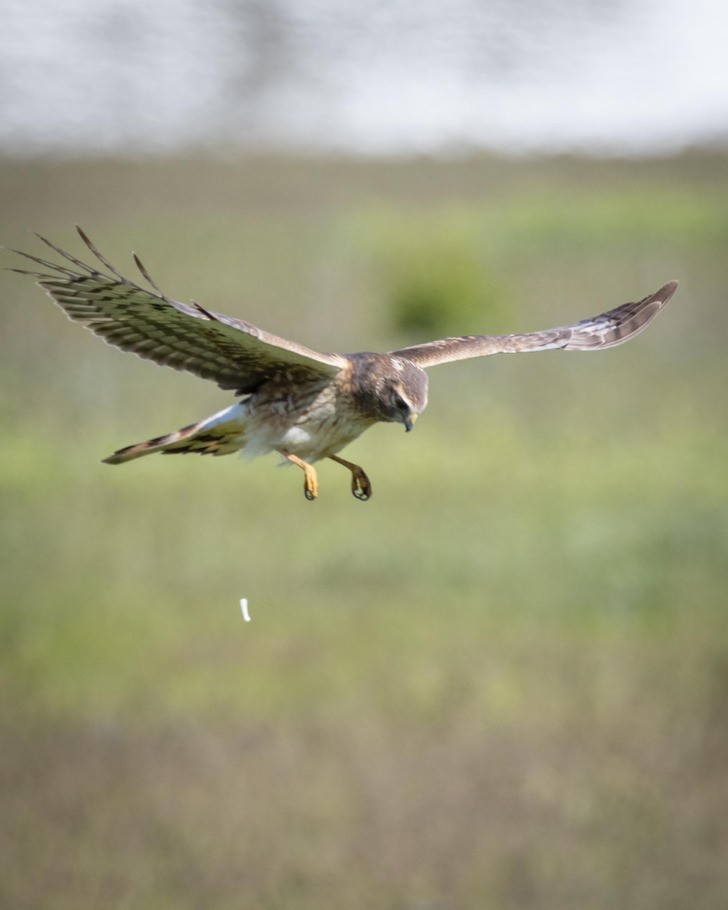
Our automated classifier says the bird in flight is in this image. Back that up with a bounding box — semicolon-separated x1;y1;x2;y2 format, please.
11;228;677;501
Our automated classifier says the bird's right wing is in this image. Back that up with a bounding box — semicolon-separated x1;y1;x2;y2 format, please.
10;228;347;393
390;282;677;369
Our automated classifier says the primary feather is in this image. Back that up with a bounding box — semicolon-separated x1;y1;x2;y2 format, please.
390;281;678;368
11;226;345;394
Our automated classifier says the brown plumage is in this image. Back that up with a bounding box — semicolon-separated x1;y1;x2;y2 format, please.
10;228;677;500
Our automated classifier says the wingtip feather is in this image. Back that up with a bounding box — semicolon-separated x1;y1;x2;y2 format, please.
659;279;679;300
132;251;167;297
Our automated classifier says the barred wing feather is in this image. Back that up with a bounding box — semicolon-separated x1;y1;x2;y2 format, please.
11;228;345;393
391;281;678;368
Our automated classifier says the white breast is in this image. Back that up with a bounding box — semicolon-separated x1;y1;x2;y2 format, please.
280;425;314;449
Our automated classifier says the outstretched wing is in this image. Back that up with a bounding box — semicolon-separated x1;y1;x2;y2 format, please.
390;282;677;369
10;227;346;393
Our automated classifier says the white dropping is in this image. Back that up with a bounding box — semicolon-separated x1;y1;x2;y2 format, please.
240;598;251;622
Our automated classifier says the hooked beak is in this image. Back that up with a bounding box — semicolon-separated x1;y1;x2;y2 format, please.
404;412;418;433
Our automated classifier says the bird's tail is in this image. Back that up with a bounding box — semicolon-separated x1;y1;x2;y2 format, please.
102;403;247;464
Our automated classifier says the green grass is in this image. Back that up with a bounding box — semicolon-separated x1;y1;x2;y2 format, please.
1;152;727;909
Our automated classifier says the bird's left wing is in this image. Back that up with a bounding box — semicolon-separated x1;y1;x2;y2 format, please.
390;282;677;369
10;228;347;393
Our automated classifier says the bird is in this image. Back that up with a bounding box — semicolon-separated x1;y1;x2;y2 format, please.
10;228;677;501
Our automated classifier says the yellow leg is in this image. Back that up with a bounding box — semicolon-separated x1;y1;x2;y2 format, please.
329;455;372;501
281;452;319;501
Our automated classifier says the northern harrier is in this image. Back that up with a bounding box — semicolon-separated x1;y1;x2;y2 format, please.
11;228;677;501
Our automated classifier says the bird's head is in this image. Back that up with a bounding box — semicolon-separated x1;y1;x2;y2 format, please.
383;359;428;431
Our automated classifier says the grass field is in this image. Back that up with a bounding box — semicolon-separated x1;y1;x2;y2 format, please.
1;152;727;909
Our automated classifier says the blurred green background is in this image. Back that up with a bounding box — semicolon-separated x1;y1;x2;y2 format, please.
1;152;727;909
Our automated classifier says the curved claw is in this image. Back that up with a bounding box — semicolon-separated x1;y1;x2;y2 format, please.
327;454;372;501
350;469;372;501
279;451;319;501
303;473;318;500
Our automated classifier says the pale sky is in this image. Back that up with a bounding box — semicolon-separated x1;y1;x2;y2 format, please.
1;0;726;155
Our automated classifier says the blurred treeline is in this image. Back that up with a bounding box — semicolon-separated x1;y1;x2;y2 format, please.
1;152;727;909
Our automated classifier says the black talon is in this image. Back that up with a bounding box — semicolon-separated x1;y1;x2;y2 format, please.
352;478;371;501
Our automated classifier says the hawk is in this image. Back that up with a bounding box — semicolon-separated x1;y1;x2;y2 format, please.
11;228;677;501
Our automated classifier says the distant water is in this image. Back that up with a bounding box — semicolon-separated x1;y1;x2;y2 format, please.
1;0;726;156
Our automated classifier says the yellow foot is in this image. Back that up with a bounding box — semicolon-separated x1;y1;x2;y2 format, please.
281;452;319;501
329;455;372;501
303;475;318;501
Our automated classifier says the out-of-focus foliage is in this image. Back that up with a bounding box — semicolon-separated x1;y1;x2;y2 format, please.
1;152;727;910
357;208;508;337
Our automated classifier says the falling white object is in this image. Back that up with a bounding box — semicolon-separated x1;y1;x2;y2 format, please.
240;598;251;622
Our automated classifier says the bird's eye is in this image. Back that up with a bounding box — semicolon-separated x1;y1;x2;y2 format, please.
393;393;409;412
